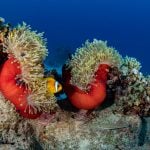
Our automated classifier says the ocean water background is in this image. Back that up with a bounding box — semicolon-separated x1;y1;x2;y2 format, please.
0;0;149;74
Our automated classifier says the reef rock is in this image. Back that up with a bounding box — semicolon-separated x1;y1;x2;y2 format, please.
29;106;149;150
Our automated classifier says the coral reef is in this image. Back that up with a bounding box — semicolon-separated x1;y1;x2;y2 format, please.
0;18;149;149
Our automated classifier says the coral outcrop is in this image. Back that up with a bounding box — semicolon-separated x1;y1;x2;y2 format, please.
0;92;35;149
112;56;150;116
32;107;148;150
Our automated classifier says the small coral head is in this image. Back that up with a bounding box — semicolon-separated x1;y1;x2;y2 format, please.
46;77;62;94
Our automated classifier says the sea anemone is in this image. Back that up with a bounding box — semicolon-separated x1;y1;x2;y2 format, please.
62;39;121;109
3;22;48;86
0;23;57;118
67;39;121;91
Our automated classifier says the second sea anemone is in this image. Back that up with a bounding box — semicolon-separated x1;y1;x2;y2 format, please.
62;39;121;109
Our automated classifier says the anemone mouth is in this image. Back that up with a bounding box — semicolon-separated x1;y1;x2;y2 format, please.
15;75;28;89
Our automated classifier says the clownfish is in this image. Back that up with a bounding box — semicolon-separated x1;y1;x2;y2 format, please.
46;77;62;95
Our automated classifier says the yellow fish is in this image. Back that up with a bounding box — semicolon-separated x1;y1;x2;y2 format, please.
46;77;62;94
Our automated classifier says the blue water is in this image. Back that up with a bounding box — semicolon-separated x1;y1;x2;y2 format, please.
0;0;149;73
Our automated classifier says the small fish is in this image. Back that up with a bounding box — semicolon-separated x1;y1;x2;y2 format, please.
46;77;62;94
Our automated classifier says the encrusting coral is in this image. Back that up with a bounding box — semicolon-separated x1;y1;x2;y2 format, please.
0;92;19;132
0;92;35;149
112;56;150;116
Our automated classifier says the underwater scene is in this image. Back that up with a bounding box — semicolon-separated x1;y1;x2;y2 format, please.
0;0;150;149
